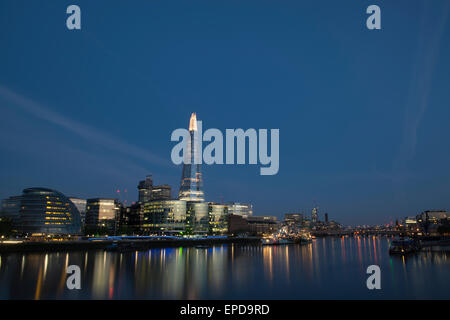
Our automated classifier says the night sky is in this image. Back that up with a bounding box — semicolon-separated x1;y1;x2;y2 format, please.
1;1;450;225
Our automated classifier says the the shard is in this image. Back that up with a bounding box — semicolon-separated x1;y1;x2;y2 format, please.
178;112;205;202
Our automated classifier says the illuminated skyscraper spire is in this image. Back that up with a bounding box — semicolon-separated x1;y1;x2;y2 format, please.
178;113;204;201
189;112;198;131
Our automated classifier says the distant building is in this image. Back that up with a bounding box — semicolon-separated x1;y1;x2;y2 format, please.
416;210;449;235
69;197;87;227
0;187;81;236
138;175;153;203
418;210;448;223
312;207;318;223
228;203;253;218
151;184;171;200
138;175;172;202
85;198;120;232
324;213;329;223
302;216;311;227
284;213;303;229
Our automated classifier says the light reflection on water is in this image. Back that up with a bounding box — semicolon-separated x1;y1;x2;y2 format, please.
0;237;449;299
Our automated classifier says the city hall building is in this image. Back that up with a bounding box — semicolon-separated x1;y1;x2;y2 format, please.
0;187;82;236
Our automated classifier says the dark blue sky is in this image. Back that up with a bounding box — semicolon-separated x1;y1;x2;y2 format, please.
1;1;450;225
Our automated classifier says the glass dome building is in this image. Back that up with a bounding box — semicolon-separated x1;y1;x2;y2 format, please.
17;187;82;235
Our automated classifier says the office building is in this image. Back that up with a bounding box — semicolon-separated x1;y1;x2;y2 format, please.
119;202;143;233
186;201;209;235
138;175;153;203
228;214;279;236
228;202;253;218
0;187;81;236
208;202;229;235
246;216;279;235
138;175;172;202
69;197;87;227
141;200;187;235
151;184;171;200
85;198;120;232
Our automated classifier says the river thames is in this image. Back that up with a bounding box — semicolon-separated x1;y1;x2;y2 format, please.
0;236;449;299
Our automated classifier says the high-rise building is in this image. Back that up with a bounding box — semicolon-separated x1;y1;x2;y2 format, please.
85;198;120;232
179;113;205;202
138;175;153;203
151;184;171;200
0;188;81;236
324;213;329;223
138;175;172;202
312;207;318;223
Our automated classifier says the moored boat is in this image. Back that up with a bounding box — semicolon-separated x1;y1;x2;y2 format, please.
389;237;421;255
261;237;294;245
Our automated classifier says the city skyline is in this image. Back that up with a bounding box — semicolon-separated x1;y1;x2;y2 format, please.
1;1;450;225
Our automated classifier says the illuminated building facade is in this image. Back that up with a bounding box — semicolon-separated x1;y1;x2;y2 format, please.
208;202;229;235
85;198;120;232
186;201;209;234
178;113;205;202
0;187;81;235
141;200;187;235
227;202;253;218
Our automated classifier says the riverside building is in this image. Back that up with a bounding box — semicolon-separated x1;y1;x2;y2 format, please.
0;187;81;236
85;198;120;232
141;200;187;235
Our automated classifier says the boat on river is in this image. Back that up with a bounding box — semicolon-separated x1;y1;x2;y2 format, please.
389;237;421;255
261;237;294;245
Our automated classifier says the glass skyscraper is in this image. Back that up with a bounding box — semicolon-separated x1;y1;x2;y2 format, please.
178;113;205;202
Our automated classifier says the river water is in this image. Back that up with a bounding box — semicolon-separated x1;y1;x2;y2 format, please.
0;236;449;299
